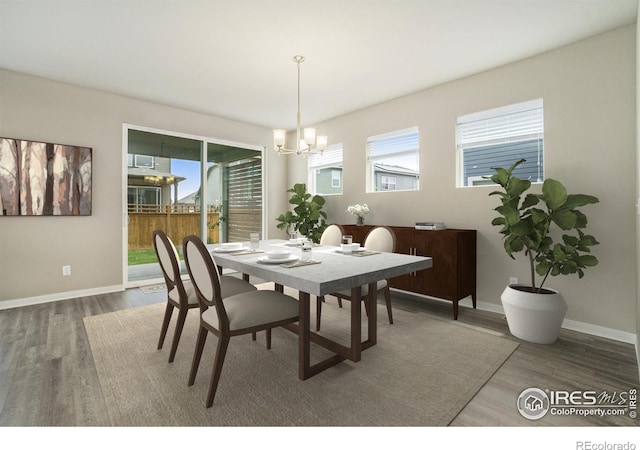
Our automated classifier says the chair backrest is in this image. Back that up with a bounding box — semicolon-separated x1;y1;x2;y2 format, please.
363;226;396;253
319;223;345;246
183;235;229;326
153;230;188;305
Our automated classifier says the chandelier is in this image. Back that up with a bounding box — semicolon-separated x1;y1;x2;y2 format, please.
273;55;328;155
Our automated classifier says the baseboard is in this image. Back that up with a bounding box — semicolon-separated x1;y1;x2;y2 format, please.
390;288;637;345
560;319;636;345
0;285;125;311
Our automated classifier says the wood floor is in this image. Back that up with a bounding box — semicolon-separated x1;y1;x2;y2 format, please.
0;285;637;426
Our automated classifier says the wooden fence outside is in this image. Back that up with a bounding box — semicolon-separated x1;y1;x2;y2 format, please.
128;204;220;249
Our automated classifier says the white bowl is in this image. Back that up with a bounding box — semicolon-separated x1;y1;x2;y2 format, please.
221;242;242;250
341;243;360;251
266;250;292;260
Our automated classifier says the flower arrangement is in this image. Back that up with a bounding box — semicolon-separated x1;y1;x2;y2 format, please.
347;203;370;225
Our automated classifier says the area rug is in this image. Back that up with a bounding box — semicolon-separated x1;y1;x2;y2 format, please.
84;287;518;426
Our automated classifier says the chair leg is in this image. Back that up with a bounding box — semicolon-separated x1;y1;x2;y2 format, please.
206;334;230;408
316;296;323;331
337;298;343;308
188;326;208;386
157;302;174;350
384;287;393;324
168;307;188;363
251;332;257;341
266;329;272;349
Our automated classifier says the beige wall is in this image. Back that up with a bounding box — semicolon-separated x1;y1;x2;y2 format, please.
0;25;636;339
290;25;637;335
0;69;288;302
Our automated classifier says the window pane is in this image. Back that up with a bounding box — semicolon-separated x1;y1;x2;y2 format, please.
457;99;543;187
135;154;154;168
463;139;544;185
367;127;419;192
308;144;343;195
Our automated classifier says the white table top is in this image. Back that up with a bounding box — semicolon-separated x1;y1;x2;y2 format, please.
207;239;433;297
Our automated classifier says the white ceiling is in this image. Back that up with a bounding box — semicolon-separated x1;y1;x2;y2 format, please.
0;0;637;130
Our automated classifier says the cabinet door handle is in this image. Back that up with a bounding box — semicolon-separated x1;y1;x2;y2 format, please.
411;247;416;276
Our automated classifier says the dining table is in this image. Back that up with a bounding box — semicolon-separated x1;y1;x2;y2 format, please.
207;239;433;380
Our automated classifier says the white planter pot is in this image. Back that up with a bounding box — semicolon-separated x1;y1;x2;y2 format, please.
501;285;567;344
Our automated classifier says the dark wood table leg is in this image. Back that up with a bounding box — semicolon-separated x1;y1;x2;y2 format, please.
280;285;379;380
350;286;362;362
298;290;311;380
367;282;377;345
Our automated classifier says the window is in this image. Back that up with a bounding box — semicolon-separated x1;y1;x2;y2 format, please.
381;175;396;191
366;127;419;193
134;154;154;168
456;99;544;187
308;143;343;195
127;186;161;212
331;170;341;188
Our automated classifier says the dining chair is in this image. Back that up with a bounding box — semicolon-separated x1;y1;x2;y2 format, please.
153;230;257;363
315;224;345;330
317;226;397;330
183;235;300;408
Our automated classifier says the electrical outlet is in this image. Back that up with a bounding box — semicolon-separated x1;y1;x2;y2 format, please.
509;277;518;285
62;265;71;276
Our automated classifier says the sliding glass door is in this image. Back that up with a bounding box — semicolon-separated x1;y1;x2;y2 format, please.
125;125;263;285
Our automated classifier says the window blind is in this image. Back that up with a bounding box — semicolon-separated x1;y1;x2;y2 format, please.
367;126;419;159
226;157;262;241
457;99;543;148
308;143;343;169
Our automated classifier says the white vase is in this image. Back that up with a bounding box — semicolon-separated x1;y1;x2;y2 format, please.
501;285;567;344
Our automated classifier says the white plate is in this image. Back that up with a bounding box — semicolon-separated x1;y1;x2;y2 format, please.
258;255;300;264
212;246;249;253
335;247;366;253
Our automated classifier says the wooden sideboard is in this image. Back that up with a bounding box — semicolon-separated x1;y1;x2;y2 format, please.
340;224;477;320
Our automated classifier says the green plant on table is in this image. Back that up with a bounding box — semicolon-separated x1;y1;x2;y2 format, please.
276;183;328;243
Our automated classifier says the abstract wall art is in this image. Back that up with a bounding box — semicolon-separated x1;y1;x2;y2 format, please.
0;138;92;216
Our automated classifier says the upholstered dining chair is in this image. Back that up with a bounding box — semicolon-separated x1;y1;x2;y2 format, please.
182;235;300;408
153;230;257;363
317;226;397;330
315;224;345;330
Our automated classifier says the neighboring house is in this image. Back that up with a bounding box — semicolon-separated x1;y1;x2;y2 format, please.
177;164;223;207
463;139;544;187
127;154;185;212
314;163;419;194
373;163;419;191
313;166;343;195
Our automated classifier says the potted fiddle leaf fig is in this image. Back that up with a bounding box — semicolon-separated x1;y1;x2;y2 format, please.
489;159;599;344
276;183;328;243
